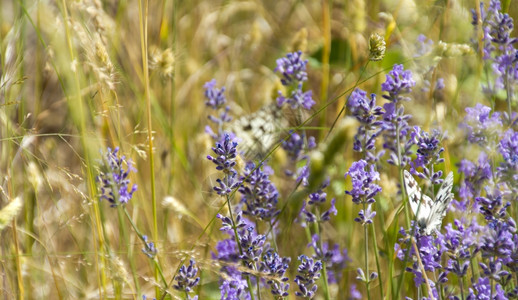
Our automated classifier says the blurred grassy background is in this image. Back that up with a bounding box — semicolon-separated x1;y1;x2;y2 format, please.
0;0;517;299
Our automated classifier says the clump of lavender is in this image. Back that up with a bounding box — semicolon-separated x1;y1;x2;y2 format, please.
344;159;381;227
239;162;280;222
281;131;316;196
275;51;315;110
347;88;384;162
456;153;491;211
238;226;267;271
294;255;322;298
460;103;502;149
409;126;445;184
207;134;241;196
439;218;482;296
204;79;232;140
345;160;381;217
216;211;293;299
219;270;250;300
97;147;137;207
308;235;350;285
345;159;381;295
215;212;253;298
395;226;444;295
300;179;337;224
213;236;249;299
282;131;316;162
497;129;518;194
471;0;518;114
259;250;291;297
467;276;507;300
173;259;200;300
380;64;416;167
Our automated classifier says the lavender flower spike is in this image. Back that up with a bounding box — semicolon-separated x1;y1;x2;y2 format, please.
97;147;138;207
173;259;200;293
274;50;308;86
345;160;382;205
294;255;322;298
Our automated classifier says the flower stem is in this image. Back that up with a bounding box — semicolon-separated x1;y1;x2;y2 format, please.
225;194;256;300
363;203;371;300
371;221;384;299
411;238;435;300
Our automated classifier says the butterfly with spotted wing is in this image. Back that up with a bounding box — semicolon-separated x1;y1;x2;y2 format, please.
404;170;454;235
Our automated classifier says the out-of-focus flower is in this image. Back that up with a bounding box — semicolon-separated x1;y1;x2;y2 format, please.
369;33;386;61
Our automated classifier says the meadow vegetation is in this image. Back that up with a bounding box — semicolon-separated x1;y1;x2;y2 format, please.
1;0;517;299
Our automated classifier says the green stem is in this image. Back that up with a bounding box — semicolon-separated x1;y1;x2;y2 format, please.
371;221;384;299
137;0;159;294
122;208;168;289
311;215;330;300
116;205;140;293
363;203;371;300
224;193;256;300
269;220;279;252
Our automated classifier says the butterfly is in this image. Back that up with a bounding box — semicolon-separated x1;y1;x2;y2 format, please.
403;170;454;235
226;103;289;158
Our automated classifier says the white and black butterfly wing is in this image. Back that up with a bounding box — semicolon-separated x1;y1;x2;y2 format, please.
404;170;454;235
227;104;288;158
404;170;433;219
423;172;454;234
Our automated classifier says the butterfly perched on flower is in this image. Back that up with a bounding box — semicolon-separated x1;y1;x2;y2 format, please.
226;103;290;159
403;170;454;235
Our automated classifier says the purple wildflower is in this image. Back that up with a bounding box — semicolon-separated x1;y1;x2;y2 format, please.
381;64;416;103
276;83;315;110
239;162;280;221
354;204;376;226
294;255;322;298
467;277;507;300
259;250;291;297
204;79;232;139
300;179;337;224
497;129;518;193
308;235;350;284
476;186;511;225
173;259;200;293
213;238;239;262
217;211;247;234
380;64;416;167
479;216;515;260
207;134;238;174
347;88;383;158
141;235;158;259
409;126;445;184
204;79;227;110
238;226;267;270
97;147;137;207
274;51;315;110
479;260;510;282
456;153;491;210
415;34;434;57
274;51;308;85
282;131;315;161
440;219;481;278
219;268;251;300
349;284;362;300
460;103;502;148
506;234;518;273
345;160;381;206
395;226;444;288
